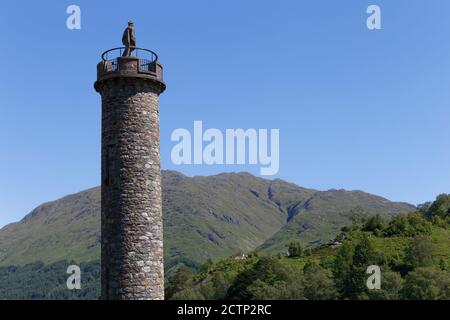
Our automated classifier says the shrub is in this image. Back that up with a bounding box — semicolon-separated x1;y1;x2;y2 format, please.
368;271;404;300
384;213;431;237
288;241;303;258
404;236;434;270
303;262;338;300
427;194;450;218
402;267;450;300
363;214;386;234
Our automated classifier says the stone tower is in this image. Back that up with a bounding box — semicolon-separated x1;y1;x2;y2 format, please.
94;37;166;299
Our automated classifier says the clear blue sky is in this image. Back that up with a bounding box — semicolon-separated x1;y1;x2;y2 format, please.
1;0;450;228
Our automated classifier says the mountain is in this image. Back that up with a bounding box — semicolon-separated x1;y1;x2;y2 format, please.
0;187;100;267
0;171;415;272
259;189;415;254
162;171;317;270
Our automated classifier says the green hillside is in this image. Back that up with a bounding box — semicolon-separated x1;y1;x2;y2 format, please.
0;171;414;273
166;198;450;300
259;189;414;254
0;187;101;267
0;176;447;300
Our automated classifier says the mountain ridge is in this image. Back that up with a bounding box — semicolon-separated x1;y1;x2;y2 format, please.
0;170;415;272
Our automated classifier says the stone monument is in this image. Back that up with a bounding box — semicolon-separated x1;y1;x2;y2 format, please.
94;23;166;300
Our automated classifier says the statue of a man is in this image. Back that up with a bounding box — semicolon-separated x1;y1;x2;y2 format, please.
122;21;136;57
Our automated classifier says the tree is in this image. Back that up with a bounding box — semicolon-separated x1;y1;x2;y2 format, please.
211;272;231;300
333;235;377;299
427;194;450;218
171;288;205;300
199;259;214;274
363;214;386;235
226;257;291;300
332;242;354;298
247;280;286;300
288;241;303;258
404;236;434;270
402;267;450;300
406;213;432;236
199;281;215;300
348;235;377;299
368;271;403;300
166;266;194;299
431;215;448;228
417;202;431;215
384;215;409;237
384;213;431;237
303;262;338;300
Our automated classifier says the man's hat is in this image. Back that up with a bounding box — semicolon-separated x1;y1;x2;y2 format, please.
128;20;134;25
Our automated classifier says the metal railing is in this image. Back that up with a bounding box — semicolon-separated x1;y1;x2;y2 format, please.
139;59;153;72
101;47;158;63
110;58;119;71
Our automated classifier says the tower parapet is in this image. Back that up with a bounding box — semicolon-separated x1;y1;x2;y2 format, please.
95;47;165;93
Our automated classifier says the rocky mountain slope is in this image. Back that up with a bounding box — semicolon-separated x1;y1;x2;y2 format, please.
0;171;415;272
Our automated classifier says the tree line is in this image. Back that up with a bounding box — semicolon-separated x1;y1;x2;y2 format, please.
166;194;450;300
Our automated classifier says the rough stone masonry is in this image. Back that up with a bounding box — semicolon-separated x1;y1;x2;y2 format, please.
94;50;166;299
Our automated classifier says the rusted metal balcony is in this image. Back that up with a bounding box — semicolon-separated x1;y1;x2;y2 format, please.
95;47;165;93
